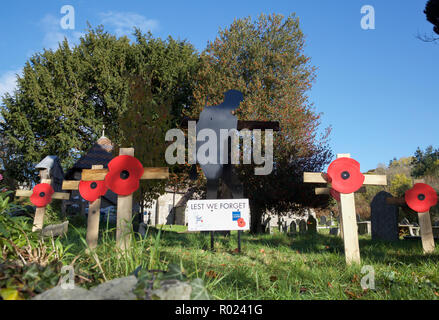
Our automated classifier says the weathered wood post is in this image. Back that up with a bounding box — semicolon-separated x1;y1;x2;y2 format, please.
15;180;70;232
304;153;387;265
62;165;105;249
386;180;437;254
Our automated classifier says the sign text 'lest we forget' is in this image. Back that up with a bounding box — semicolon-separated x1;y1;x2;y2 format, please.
186;199;250;232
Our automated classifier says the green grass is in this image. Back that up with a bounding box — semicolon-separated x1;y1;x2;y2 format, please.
54;221;439;300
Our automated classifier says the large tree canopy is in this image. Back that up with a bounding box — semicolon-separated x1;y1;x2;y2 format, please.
0;27;199;190
187;14;332;232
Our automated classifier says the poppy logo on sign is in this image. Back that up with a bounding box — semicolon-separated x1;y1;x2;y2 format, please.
232;211;241;221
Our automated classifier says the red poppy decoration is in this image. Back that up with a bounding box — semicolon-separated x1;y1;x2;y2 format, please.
330;188;341;202
105;155;144;196
327;157;365;194
405;183;438;213
79;180;108;202
237;218;246;228
30;183;54;207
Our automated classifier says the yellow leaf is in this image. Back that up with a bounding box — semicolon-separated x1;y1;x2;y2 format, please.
0;288;24;300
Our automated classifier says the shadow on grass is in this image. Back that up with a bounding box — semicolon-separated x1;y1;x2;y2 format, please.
148;227;439;266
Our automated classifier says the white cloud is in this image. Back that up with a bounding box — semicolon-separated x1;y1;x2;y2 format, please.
40;14;84;50
0;69;21;98
99;11;159;37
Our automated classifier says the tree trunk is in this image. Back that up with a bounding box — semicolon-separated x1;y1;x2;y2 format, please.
250;201;263;234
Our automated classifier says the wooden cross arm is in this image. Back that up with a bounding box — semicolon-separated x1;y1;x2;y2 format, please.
386;197;406;206
62;180;80;190
315;187;366;195
304;172;387;185
15;190;70;200
81;167;169;181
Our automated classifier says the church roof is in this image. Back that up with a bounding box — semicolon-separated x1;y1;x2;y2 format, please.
65;136;114;179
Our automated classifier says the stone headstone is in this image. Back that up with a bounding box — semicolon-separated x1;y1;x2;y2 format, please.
41;221;69;237
357;221;371;235
282;221;288;233
298;220;307;234
307;216;317;235
320;216;327;226
371;191;399;241
329;228;339;236
289;221;297;235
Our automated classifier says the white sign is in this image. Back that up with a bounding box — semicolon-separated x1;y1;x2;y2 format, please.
186;199;250;231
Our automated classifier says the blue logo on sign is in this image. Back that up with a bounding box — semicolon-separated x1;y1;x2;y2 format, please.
232;211;241;221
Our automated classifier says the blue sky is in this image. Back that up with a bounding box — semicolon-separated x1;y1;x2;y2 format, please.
0;0;437;172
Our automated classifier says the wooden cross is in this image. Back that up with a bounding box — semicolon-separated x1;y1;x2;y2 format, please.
315;186;366;239
304;153;387;265
386;179;435;254
15;179;70;232
81;148;169;252
62;165;104;249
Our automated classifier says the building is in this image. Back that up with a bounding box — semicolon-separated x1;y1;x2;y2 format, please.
63;135;117;215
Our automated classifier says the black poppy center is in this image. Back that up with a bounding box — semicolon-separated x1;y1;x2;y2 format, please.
90;182;98;189
341;171;350;180
39;192;46;197
120;170;130;180
418;194;426;201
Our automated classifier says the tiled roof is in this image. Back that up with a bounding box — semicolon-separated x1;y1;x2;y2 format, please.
65;136;114;179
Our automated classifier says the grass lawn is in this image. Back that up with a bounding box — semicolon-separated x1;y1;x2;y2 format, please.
56;221;439;300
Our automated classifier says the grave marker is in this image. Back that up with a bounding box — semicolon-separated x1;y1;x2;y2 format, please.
371;191;398;241
15;179;70;232
386;181;437;254
81;148;169;252
62;165;105;249
304;153;387;265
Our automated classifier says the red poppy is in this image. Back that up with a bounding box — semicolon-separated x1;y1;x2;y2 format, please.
79;180;108;202
327;157;365;194
237;218;246;228
405;183;438;213
105;155;144;196
30;183;54;207
330;188;341;202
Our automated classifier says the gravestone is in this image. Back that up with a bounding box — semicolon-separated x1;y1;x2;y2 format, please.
41;221;69;237
320;216;327;226
307;216;317;235
289;221;297;235
282;221;288;233
371;191;399;241
329;228;339;236
357;221;371;235
298;220;307;234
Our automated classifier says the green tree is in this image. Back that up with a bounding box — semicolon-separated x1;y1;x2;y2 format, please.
411;146;439;178
188;13;332;233
390;173;412;197
0;26;199;211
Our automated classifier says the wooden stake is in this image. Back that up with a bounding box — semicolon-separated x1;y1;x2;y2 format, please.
86;165;103;249
340;192;361;264
116;148;134;252
418;211;435;254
